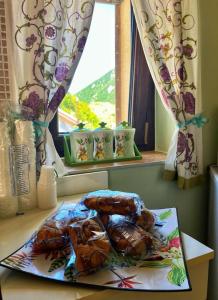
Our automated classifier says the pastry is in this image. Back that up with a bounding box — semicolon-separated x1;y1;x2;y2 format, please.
107;215;153;256
98;213;110;227
134;209;155;231
34;215;87;251
68;218;111;274
34;220;67;250
83;190;141;215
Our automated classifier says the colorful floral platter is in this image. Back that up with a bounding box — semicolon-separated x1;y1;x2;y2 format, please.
0;204;191;292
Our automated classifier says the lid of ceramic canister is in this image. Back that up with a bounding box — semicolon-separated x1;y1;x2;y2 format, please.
94;122;112;132
71;122;89;132
115;121;133;130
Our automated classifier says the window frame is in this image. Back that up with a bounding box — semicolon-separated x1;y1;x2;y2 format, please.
49;113;64;156
128;6;155;151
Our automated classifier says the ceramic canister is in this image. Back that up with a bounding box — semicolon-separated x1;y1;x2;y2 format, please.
70;123;93;163
93;122;113;160
114;121;136;158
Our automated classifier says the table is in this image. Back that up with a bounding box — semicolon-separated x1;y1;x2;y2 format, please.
0;194;214;300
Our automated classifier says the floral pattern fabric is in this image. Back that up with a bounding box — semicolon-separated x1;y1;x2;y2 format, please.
131;0;203;188
7;0;95;172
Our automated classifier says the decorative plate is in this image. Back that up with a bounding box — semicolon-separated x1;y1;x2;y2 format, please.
0;204;191;292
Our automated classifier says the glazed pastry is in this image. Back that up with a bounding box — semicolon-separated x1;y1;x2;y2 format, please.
34;220;67;251
34;215;87;251
107;215;153;256
98;213;110;228
68;218;111;274
83;190;142;215
134;209;155;231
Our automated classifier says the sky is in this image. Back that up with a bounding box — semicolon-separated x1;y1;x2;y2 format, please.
69;3;115;94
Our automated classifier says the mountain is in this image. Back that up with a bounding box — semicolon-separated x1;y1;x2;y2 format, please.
76;69;115;104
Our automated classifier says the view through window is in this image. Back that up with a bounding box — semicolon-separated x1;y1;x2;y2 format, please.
58;2;116;132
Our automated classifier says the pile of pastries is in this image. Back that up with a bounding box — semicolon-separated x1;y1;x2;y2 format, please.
33;190;158;276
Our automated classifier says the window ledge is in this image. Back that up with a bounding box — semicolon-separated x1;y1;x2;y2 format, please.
64;151;166;175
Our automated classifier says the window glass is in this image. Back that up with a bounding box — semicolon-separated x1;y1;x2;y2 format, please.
58;3;116;132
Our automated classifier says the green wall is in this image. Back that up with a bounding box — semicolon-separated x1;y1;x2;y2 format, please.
109;0;218;243
155;91;176;153
201;0;218;168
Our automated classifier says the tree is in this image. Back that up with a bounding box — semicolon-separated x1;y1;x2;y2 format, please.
60;93;100;129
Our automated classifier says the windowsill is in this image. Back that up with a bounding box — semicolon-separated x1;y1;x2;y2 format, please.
64;151;166;175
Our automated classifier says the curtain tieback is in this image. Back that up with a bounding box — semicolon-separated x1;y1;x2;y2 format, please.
177;114;208;129
33;120;49;139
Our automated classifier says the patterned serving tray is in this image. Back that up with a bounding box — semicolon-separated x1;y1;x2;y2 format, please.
0;204;191;292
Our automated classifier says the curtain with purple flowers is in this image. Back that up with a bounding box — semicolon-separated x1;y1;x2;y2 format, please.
5;0;95;175
132;0;205;189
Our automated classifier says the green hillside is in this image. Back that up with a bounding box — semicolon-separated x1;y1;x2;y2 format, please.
76;69;115;103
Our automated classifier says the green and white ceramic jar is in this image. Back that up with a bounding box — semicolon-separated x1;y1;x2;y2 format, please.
114;121;135;158
70;123;93;163
93;122;113;160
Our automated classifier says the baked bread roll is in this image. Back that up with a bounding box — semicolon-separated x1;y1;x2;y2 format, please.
34;220;67;251
98;209;155;232
34;214;88;251
134;209;155;231
83;190;142;215
107;215;153;256
68;218;111;274
98;213;110;227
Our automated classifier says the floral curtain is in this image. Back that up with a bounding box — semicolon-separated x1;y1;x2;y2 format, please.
131;0;206;189
5;0;95;175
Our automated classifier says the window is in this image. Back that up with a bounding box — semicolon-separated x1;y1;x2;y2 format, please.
58;2;116;132
50;0;155;157
51;0;131;156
